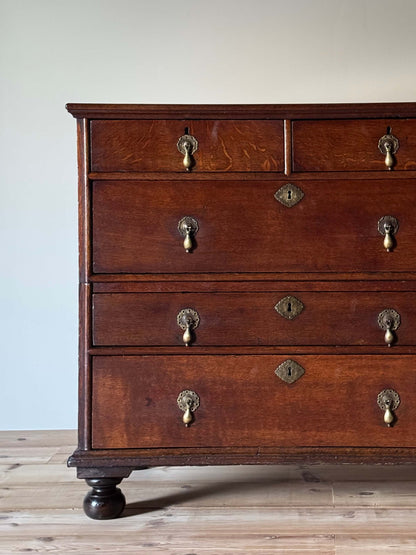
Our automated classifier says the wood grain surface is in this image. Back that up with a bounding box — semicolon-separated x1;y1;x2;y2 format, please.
292;119;416;171
92;291;416;347
91;179;416;274
90;119;283;172
91;355;416;449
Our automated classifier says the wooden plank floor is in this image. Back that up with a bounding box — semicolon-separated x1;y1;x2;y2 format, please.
1;431;416;553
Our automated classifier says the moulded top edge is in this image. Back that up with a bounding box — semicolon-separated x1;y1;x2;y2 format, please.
65;102;416;120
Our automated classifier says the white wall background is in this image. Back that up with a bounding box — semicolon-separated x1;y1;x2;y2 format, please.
1;0;416;430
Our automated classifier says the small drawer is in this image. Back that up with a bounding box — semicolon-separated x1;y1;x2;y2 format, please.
90;119;284;172
92;291;416;348
292;119;416;172
92;179;416;274
91;355;416;449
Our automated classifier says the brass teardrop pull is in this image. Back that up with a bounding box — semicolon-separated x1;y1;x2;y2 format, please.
183;320;192;347
378;216;399;252
378;132;399;170
383;399;394;427
177;134;198;172
377;389;400;427
183;399;193;426
177;390;200;427
178;216;199;253
384;321;395;347
383;223;394;252
377;308;401;347
177;308;200;347
183;226;193;252
384;143;393;170
183;141;192;171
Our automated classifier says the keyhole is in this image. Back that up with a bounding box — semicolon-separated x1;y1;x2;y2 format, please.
287;302;292;313
184;126;189;134
386;126;391;134
287;366;292;377
287;189;292;200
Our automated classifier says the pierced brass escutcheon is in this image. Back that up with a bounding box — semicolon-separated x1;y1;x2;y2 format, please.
377;389;400;427
177;308;200;347
177;390;200;427
378;215;399;252
177;134;198;171
378;132;399;170
274;296;304;320
178;216;199;253
377;308;401;347
275;360;305;384
274;184;304;208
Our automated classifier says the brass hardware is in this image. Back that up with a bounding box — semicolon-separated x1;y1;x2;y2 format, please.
177;390;200;427
177;134;198;171
377;389;400;427
377;308;401;347
177;308;200;346
178;216;199;252
274;296;304;320
275;360;305;384
274;184;304;208
378;133;399;170
378;216;399;252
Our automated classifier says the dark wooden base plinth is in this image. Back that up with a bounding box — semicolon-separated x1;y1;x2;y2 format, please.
69;448;416;518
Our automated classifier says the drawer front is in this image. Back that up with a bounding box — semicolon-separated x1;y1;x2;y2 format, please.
90;119;284;172
91;355;416;449
292;119;416;172
92;180;416;274
92;292;416;347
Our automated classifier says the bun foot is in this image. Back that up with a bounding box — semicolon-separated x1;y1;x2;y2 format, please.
83;478;126;519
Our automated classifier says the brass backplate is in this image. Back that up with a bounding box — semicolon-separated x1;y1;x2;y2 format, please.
275;360;305;384
178;216;199;237
177;308;200;330
274;296;304;320
378;133;399;155
377;389;400;411
378;215;399;236
177;134;198;155
377;308;401;331
274;184;304;208
177;390;200;413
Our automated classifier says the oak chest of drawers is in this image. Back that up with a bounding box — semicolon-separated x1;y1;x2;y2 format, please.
67;103;416;519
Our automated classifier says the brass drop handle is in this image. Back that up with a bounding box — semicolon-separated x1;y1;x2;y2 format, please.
378;216;399;252
177;390;200;427
383;223;394;252
383;319;395;347
177;134;198;172
377;389;400;427
183;319;192;346
183;225;193;252
177;308;200;347
378;132;399;170
178;216;199;253
384;142;393;170
183;141;192;170
383;399;394;427
377;308;401;347
183;398;193;426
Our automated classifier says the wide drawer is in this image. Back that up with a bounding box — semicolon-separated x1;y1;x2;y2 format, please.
91;355;416;449
92;179;416;274
90;119;284;172
292;119;416;172
92;291;415;347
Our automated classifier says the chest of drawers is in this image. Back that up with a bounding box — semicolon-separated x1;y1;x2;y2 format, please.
67;103;416;519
